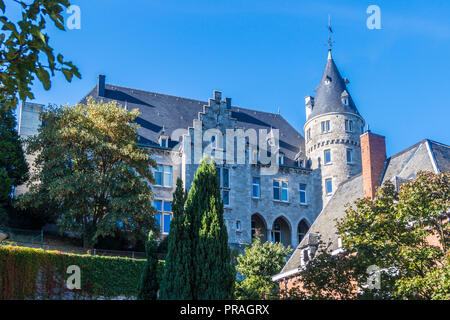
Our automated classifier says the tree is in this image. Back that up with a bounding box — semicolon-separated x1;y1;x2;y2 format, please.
235;238;291;300
337;171;449;299
186;157;235;300
0;0;80;110
17;98;157;248
159;177;193;299
137;230;159;300
0;106;28;220
286;242;359;300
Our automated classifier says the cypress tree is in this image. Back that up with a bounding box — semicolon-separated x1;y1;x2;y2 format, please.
159;178;193;299
137;230;159;300
186;157;235;299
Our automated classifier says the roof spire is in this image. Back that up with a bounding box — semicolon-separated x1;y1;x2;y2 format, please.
327;15;333;56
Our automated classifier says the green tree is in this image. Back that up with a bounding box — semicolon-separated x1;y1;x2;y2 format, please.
137;231;159;300
337;171;449;299
286;242;359;300
17;98;157;248
235;238;291;300
186;157;235;299
0;106;28;220
159;177;193;299
0;0;80;110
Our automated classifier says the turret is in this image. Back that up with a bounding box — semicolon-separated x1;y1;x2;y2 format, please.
303;50;365;205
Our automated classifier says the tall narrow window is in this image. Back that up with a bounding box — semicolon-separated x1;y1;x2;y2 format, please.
252;177;260;198
278;155;284;165
346;149;352;163
307;128;311;142
218;167;230;206
299;184;307;204
163;166;173;187
155;165;163;186
273;180;280;200
324;149;331;164
325;178;333;195
281;182;288;201
154;200;172;234
345;119;353;132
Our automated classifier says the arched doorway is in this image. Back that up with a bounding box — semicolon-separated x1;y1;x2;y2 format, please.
297;219;310;244
272;216;291;247
251;213;267;243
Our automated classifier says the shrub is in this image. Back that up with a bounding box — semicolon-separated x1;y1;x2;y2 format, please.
0;245;164;299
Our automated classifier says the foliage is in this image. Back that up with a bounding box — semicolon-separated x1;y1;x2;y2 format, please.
188;158;235;300
137;231;159;300
235;238;291;300
336;171;449;299
17;98;157;248
0;0;80;110
286;242;359;300
159;177;193;299
0;244;165;299
0;107;28;220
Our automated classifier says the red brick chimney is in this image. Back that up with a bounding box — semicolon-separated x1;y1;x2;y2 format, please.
360;131;387;199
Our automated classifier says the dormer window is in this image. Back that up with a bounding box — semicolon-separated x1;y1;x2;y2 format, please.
341;90;349;106
298;159;304;168
324;76;332;85
159;135;169;148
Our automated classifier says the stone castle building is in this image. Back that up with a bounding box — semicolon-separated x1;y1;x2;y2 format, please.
17;48;449;253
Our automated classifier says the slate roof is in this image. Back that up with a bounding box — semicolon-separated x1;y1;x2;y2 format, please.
307;51;361;121
279;138;450;275
81;82;305;165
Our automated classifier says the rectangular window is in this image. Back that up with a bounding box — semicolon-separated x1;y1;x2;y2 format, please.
160;138;168;148
273;180;288;201
299;184;307;204
325;178;333;195
222;190;230;206
252;177;260;198
281;182;288;201
345;120;353;132
163;166;173;187
236;220;241;231
154;200;172;233
222;168;229;188
321;120;330;133
155;165;163;186
273;180;280;200
346;149;352;163
324;149;331;164
163;214;171;233
278;155;284;165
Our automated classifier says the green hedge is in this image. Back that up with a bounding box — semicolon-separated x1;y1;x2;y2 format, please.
0;245;164;299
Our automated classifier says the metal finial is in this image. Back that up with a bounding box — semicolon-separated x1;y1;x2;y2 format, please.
327;15;333;51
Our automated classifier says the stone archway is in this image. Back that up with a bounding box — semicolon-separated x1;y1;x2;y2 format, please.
251;213;267;243
272;216;291;247
297;219;310;244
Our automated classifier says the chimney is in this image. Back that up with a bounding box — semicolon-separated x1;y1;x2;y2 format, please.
360;130;386;199
97;74;105;97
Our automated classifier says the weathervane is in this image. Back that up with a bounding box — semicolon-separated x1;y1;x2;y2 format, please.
327;15;334;50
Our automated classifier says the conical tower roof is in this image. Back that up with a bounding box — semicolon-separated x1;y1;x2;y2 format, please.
307;50;360;120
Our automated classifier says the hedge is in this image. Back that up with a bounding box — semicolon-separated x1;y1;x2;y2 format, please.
0;245;164;299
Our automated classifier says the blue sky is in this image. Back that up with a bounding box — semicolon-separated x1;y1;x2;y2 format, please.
15;0;450;156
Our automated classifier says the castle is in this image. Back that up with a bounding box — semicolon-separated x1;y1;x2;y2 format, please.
17;48;449;255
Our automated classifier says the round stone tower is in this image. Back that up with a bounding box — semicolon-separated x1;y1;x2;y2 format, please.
303;50;365;204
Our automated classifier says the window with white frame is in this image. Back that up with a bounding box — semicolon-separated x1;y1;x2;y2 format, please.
324;149;331;164
273;180;288;202
325;178;333;195
252;177;260;198
153;200;172;234
345;119;353;132
321;120;330;133
155;165;173;187
299;184;307;204
217;167;230;206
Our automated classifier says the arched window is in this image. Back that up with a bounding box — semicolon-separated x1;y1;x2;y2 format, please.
298;220;310;243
